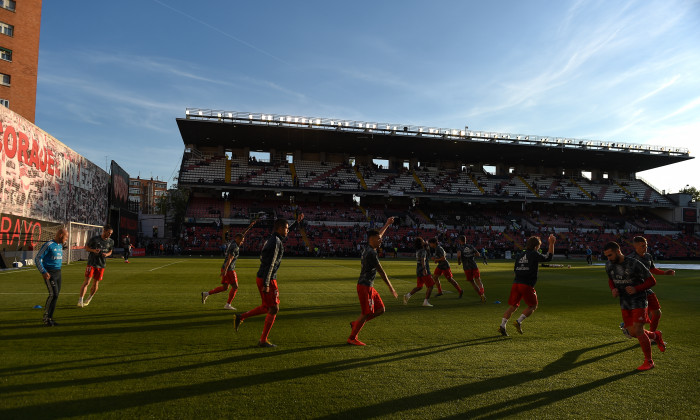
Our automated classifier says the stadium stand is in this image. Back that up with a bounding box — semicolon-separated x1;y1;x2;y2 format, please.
174;109;698;259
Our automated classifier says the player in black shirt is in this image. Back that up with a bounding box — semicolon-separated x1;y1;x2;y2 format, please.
123;234;132;263
428;238;463;298
348;217;398;346
499;234;555;336
201;220;256;310
234;214;303;348
403;237;434;307
627;236;675;334
457;235;486;302
604;241;665;371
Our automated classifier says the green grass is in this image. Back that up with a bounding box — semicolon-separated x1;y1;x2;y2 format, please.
1;257;699;419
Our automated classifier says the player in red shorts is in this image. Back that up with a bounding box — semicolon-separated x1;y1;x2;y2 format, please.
625;236;674;335
403;237;434;307
427;238;463;298
604;241;665;371
499;234;555;336
78;225;114;308
457;235;486;302
348;217;398;346
234;214;303;348
201;220;256;310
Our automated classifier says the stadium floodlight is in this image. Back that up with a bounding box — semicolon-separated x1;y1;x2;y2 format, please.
186;109;190;115
228;113;233;118
460;130;465;136
248;114;253;119
198;111;203;116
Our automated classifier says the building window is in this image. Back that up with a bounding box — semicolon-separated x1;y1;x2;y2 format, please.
0;73;9;86
0;98;7;107
0;47;12;62
0;22;13;37
0;1;15;12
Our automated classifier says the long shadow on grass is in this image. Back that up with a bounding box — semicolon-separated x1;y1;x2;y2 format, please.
0;348;234;379
317;341;639;419
0;337;499;418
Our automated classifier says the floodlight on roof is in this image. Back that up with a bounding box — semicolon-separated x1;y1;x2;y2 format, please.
248;114;253;119
228;113;233;118
185;109;190;115
198;111;203;116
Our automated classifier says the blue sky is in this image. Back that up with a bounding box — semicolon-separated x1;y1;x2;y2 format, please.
36;0;700;193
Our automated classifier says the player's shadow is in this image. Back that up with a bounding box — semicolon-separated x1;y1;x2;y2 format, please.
0;311;239;340
318;341;639;419
0;337;499;419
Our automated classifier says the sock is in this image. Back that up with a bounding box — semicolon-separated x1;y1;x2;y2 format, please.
479;288;485;295
637;330;653;361
241;305;268;320
208;285;226;295
436;282;443;294
449;278;463;293
517;314;527;323
405;293;412;300
260;313;276;342
649;316;659;332
350;319;366;340
645;330;657;341
227;288;237;304
500;318;508;328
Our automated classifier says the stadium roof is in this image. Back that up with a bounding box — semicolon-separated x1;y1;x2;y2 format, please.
177;109;693;173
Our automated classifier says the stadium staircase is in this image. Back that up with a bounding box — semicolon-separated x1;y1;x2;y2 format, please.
354;167;368;190
542;180;559;198
372;173;399;190
502;232;523;250
357;205;370;221
225;158;231;183
289;163;298;185
614;180;640;202
414;208;433;224
299;225;312;251
597;185;609;200
643;187;653;202
305;165;344;188
411;170;427;192
468;173;485;194
570;178;592;199
517;176;540;198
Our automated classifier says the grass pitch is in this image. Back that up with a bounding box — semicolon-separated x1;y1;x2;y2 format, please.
1;256;699;419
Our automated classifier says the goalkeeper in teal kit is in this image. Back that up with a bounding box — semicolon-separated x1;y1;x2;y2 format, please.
35;227;68;326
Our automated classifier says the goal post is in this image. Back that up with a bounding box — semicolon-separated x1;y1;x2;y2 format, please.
68;222;104;264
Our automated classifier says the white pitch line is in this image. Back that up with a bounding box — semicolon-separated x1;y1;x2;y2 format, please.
0;268;36;275
149;260;185;271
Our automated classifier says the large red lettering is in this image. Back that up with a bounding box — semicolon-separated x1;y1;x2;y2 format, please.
0;216;10;244
38;147;47;172
22;220;32;246
29;139;40;169
47;149;55;176
3;125;17;159
17;132;30;164
11;219;21;245
30;222;41;247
